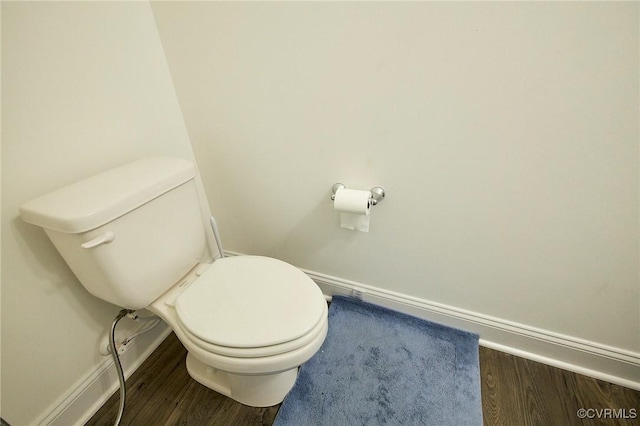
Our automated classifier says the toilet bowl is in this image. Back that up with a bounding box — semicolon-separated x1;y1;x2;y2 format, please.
148;255;328;406
18;157;329;407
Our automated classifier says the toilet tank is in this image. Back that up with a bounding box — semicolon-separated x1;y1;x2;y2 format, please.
20;157;208;309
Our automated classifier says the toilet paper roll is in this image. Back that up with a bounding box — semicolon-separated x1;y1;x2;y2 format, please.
333;188;371;215
333;188;371;232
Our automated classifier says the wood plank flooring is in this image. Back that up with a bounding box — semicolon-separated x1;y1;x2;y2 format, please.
86;333;279;426
87;332;639;426
480;348;638;426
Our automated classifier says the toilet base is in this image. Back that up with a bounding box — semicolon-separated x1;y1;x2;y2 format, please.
185;352;299;407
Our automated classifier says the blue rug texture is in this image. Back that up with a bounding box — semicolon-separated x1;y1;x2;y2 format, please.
274;296;482;425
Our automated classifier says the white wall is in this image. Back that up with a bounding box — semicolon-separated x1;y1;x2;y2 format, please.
1;2;196;424
151;0;638;371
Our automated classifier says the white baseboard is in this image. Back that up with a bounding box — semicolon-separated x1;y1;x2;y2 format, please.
36;321;172;426
304;268;640;391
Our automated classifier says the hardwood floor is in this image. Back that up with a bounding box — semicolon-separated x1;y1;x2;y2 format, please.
86;333;279;426
479;348;638;426
87;333;639;426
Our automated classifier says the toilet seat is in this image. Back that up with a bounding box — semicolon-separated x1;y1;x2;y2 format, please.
175;256;326;358
176;302;328;358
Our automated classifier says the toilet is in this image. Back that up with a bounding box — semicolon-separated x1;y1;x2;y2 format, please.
19;157;328;407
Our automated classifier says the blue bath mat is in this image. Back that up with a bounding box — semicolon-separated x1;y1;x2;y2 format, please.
274;296;482;426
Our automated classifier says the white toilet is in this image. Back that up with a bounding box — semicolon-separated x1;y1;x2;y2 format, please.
19;157;328;407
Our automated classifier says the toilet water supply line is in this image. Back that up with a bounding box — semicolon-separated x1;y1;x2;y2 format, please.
109;310;161;426
110;309;133;426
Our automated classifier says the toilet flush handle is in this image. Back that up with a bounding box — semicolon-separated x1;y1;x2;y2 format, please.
81;231;115;249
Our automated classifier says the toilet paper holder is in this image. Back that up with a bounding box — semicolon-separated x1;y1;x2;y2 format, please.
330;183;385;206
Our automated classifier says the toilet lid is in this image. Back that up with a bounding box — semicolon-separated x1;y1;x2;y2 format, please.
175;256;325;349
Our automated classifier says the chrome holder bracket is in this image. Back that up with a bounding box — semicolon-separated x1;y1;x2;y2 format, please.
330;183;385;206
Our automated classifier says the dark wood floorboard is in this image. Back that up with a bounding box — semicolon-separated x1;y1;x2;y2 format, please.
87;333;639;426
479;347;639;426
85;333;279;426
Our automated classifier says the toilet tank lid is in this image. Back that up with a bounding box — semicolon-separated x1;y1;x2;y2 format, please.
20;157;197;234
